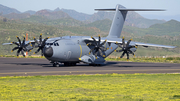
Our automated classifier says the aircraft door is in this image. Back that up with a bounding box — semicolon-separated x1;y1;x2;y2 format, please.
66;51;71;60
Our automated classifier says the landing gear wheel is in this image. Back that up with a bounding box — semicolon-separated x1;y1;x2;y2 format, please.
53;63;58;67
89;64;101;66
64;62;77;66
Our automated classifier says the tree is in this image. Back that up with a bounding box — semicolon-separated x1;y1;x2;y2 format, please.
3;18;7;22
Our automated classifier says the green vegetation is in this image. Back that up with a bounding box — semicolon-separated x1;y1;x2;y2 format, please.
0;74;180;100
0;15;180;57
106;57;180;63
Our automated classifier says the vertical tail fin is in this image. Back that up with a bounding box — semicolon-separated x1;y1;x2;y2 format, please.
95;4;165;38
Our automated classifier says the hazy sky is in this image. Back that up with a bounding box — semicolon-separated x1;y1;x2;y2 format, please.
1;0;180;21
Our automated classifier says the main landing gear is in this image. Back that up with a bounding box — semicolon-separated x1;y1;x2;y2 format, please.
89;64;101;66
52;62;77;67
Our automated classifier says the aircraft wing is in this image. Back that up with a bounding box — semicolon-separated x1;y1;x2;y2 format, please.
2;37;62;46
83;37;176;49
2;40;34;46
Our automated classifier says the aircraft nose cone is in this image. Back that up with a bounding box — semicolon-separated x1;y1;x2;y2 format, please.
44;47;53;58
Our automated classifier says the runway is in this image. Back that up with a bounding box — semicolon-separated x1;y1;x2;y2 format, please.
0;57;180;76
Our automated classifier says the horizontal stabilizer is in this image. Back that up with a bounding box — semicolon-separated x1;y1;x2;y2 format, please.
95;8;165;11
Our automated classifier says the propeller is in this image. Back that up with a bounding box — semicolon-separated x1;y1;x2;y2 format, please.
33;34;49;57
87;35;108;59
11;36;31;58
115;37;137;60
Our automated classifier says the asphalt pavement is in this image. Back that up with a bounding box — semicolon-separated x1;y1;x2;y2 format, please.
0;57;180;76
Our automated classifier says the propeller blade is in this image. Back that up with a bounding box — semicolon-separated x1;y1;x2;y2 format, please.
11;42;19;46
41;49;43;56
89;47;95;54
39;34;42;44
24;42;31;47
21;50;25;57
115;49;123;52
122;38;125;48
12;47;19;52
100;39;107;47
42;37;49;46
91;36;97;46
22;36;25;46
98;35;101;46
120;51;126;58
126;52;129;60
33;37;39;45
87;42;95;46
16;36;21;45
126;39;132;48
98;48;103;56
34;48;41;54
17;49;21;56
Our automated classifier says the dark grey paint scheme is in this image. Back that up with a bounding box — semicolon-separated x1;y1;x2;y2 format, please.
3;4;176;66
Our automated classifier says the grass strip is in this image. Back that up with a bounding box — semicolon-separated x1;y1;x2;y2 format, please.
0;73;180;100
1;55;180;63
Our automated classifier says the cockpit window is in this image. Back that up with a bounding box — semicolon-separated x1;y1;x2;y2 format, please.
46;43;59;46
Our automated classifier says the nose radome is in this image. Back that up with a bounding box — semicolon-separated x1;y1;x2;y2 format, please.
44;47;53;58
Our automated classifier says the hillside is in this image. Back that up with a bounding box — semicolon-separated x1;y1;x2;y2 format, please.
84;19;112;32
61;9;91;21
147;20;180;36
0;4;21;15
0;4;179;57
0;4;166;28
0;18;179;56
35;10;70;20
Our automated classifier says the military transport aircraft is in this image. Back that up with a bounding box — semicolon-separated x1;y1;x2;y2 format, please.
3;4;176;67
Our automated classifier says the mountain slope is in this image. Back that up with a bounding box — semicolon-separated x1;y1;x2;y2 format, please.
35;10;70;20
61;9;91;21
147;20;180;36
0;4;21;15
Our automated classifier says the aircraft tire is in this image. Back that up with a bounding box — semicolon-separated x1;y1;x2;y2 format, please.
53;63;58;67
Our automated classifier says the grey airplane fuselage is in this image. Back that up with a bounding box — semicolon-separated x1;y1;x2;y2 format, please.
44;36;117;63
